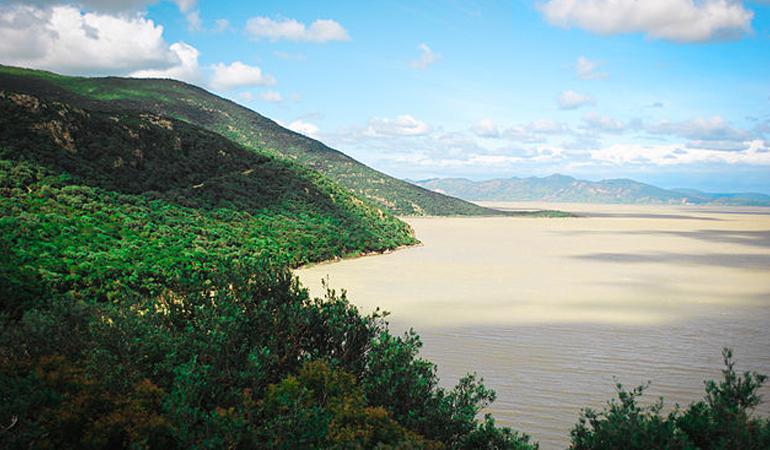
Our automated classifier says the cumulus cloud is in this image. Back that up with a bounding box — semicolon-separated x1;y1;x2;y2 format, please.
288;120;320;138
431;132;486;156
558;90;596;109
184;9;202;31
528;118;571;134
646;116;753;142
582;112;625;132
130;41;202;84
590;140;770;166
538;0;754;43
259;90;283;103
364;114;432;137
209;61;276;92
0;4;181;76
576;56;609;80
503;118;572;143
246;16;350;43
4;0;197;14
472;119;500;138
409;43;440;70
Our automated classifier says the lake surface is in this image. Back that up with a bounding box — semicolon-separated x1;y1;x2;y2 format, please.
295;203;770;449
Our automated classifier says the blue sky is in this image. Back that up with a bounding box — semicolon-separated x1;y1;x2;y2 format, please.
1;0;769;193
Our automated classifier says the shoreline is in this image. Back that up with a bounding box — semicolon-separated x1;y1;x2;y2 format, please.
294;241;424;270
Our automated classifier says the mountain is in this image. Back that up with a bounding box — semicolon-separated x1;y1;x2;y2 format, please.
671;189;770;206
0;65;499;216
415;174;770;206
0;89;421;303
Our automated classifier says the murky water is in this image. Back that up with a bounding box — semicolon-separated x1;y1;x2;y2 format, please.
296;203;770;449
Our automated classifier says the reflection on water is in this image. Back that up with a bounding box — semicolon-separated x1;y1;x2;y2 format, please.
296;203;770;449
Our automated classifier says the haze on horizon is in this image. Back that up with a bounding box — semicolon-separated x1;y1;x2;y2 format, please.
1;0;768;193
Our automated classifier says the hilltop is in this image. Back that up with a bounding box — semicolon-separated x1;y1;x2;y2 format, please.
0;65;500;216
415;174;770;206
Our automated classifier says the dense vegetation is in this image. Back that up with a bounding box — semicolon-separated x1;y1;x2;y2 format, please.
0;65;505;216
0;91;537;448
569;349;770;450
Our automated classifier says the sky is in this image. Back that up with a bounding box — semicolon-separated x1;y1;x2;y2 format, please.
1;0;769;193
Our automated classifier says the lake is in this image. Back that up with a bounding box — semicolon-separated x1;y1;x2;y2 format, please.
295;202;770;449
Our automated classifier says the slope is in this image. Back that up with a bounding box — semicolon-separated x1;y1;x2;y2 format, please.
0;90;418;303
0;65;501;216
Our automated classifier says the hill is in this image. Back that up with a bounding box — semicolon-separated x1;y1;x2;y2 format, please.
0;90;540;449
0;65;500;216
0;90;420;303
416;174;770;206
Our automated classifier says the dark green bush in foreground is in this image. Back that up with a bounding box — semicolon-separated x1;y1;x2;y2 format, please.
0;264;537;450
570;348;770;450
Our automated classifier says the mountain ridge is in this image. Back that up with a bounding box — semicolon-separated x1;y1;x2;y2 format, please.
414;174;770;206
0;65;502;216
0;89;420;304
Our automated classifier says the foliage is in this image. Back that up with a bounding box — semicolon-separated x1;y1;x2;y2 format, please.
569;383;688;450
0;92;417;304
0;64;509;216
676;348;770;450
1;261;532;449
569;348;770;450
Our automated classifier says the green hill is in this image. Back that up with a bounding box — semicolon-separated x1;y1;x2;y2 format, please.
0;90;419;304
0;65;500;216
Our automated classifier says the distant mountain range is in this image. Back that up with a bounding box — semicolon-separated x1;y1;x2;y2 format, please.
414;174;770;206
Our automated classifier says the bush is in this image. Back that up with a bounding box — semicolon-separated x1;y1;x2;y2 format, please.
569;348;770;450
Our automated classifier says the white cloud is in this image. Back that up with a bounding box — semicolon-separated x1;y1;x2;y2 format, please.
4;0;197;14
472;118;500;138
590;140;770;166
259;90;283;103
245;16;350;42
364;114;432;137
646;116;753;141
431;131;485;156
558;90;596;109
288;120;320;138
185;9;202;31
409;43;441;70
171;0;196;13
130;41;202;84
0;4;182;76
213;18;229;33
576;56;609;80
538;0;754;43
209;61;276;92
503;118;572;143
528;118;570;134
582;112;625;132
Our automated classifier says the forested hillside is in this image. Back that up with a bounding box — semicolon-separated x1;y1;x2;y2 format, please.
0;65;501;216
0;90;542;449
